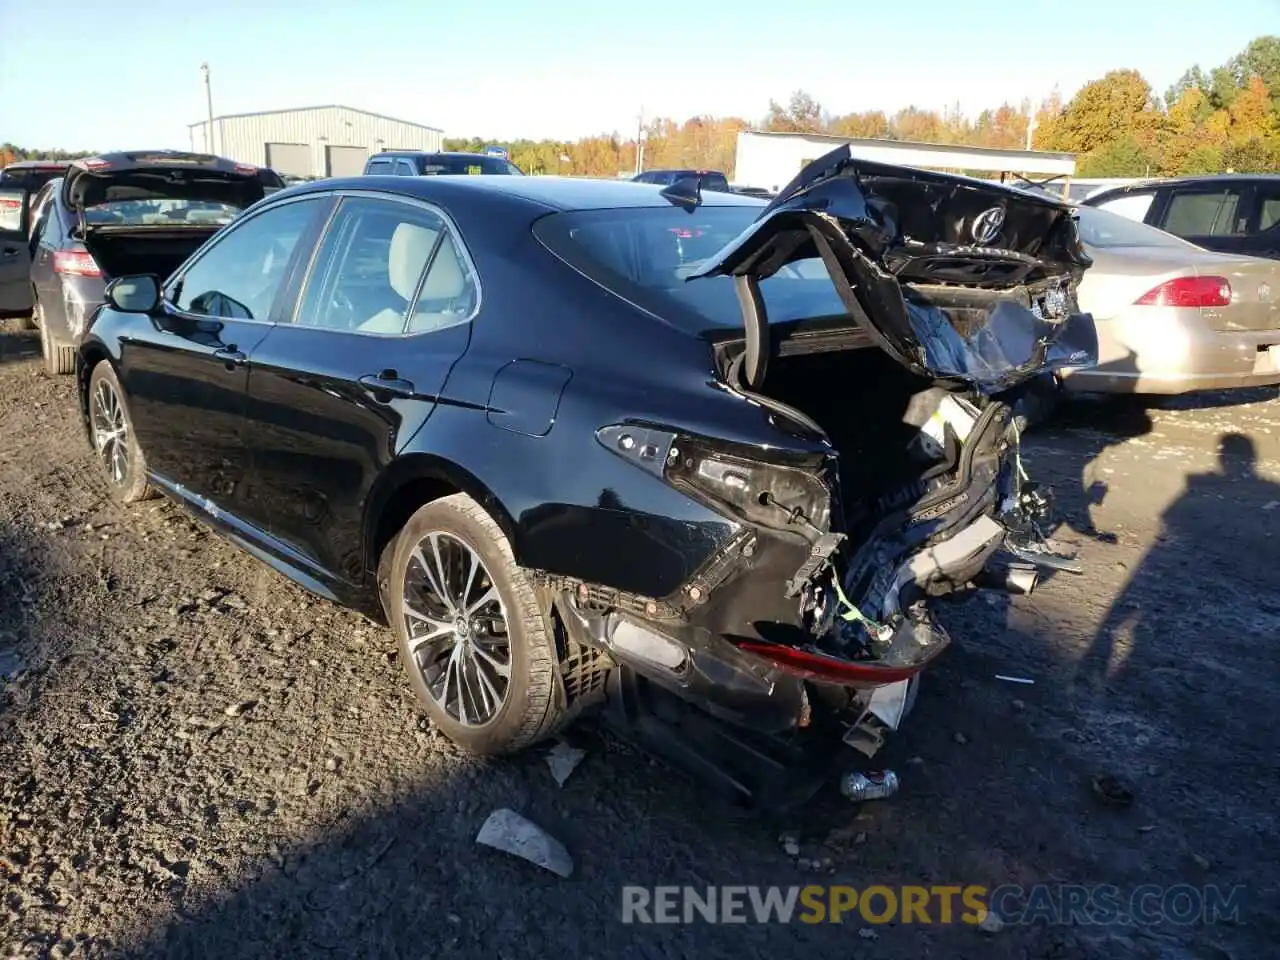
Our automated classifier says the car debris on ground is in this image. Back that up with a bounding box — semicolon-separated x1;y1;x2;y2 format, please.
475;808;574;878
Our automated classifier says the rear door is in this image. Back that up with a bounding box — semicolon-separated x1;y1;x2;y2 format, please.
1150;184;1251;255
240;193;476;582
120;195;329;513
0;188;33;313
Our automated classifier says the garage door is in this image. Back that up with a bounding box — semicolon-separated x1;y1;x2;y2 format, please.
325;145;368;177
264;142;311;178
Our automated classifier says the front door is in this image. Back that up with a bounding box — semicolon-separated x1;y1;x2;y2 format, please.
119;194;329;513
241;194;476;584
0;188;33;314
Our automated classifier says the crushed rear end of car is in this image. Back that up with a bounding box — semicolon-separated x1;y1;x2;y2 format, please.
545;147;1098;809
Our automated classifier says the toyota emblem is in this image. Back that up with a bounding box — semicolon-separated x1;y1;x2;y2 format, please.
971;206;1006;245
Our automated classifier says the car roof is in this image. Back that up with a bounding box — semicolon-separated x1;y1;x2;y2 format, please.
285;174;767;213
375;151;500;159
1086;173;1280;201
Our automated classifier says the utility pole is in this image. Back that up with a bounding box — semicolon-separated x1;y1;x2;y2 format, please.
201;62;215;154
635;105;645;176
1024;112;1037;152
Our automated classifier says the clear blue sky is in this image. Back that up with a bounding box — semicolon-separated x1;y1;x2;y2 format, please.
1;0;1276;150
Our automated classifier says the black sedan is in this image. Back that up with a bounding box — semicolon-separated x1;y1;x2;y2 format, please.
77;148;1096;809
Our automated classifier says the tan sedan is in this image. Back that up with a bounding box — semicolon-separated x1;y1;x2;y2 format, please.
1060;205;1280;395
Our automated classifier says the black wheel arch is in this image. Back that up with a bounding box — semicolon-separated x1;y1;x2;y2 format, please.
362;453;524;580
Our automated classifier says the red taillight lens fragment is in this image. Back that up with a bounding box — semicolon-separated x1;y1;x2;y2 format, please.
1135;276;1231;308
733;640;928;686
53;250;102;277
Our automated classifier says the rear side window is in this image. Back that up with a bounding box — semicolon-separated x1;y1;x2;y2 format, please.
1160;189;1245;237
702;173;730;192
394;160;417;176
293;196;477;335
169;197;323;320
365;158;395;175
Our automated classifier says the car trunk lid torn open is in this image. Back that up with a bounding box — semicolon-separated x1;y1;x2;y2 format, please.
643;146;1098;697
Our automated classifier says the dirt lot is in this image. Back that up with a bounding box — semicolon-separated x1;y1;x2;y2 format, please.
1;319;1277;960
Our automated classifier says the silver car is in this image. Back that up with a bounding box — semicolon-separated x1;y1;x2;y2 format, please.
1060;205;1280;395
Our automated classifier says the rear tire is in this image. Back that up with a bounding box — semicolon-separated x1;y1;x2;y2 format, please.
37;304;76;376
388;493;563;755
87;361;153;504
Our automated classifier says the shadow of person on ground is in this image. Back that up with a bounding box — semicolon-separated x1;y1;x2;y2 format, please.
1074;431;1280;701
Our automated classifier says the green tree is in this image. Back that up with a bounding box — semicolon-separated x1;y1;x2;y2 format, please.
1077;137;1156;177
1223;136;1280;172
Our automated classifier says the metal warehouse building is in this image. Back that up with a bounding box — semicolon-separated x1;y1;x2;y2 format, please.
187;105;444;179
734;129;1076;192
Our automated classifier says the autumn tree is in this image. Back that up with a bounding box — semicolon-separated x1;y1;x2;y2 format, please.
764;91;824;134
1046;69;1159;154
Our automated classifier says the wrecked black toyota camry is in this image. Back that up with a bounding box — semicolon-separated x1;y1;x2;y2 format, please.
78;145;1096;810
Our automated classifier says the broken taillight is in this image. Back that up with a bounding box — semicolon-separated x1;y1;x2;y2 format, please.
596;424;835;533
732;640;927;685
53;250;102;278
1135;276;1231;308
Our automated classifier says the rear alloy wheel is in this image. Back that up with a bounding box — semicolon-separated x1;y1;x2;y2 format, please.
88;362;152;503
389;494;563;754
37;304;76;376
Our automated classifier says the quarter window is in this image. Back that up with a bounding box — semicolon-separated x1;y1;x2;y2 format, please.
168;197;322;320
294;196;476;335
1161;189;1244;237
1254;184;1280;232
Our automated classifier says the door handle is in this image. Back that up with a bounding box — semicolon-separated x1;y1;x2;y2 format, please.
359;371;416;398
213;346;246;367
0;248;18;259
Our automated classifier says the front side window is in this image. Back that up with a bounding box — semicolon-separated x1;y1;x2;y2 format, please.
1160;189;1244;237
169;197;323;320
366;158;395;175
294;196;476;335
394;160;417;176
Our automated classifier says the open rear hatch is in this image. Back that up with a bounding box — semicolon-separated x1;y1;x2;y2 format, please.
62;151;267;279
688;144;1098;392
683;146;1097;695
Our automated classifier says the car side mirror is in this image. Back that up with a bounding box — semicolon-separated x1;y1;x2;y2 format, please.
104;275;161;314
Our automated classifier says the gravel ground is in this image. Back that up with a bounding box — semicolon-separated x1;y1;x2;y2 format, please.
2;319;1277;959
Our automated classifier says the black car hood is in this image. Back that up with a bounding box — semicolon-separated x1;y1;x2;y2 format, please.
61;152;265;220
687;145;1098;392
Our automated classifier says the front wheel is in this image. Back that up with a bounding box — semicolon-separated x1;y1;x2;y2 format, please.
87;362;153;503
388;494;563;754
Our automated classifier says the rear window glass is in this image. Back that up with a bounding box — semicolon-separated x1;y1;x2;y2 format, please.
417;156;522;176
85;198;241;226
535;205;844;331
1093;192;1155;223
1074;205;1193;250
